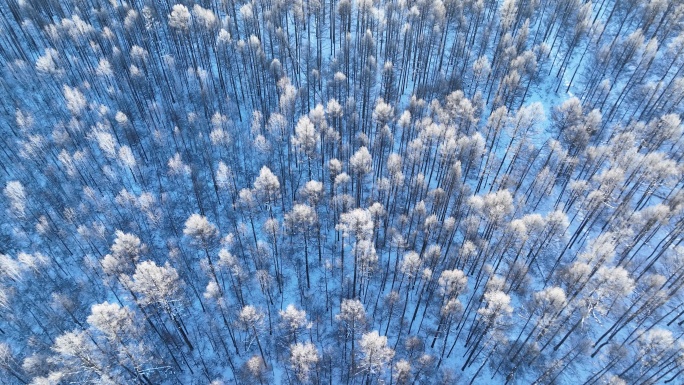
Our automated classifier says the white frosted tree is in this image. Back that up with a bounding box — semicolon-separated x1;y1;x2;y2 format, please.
110;231;142;260
501;286;568;379
3;181;26;218
468;189;515;241
289;342;319;383
328;159;343;191
127;261;194;350
338;208;374;240
253;165;280;212
432;268;468;353
337;208;375;297
300;181;325;264
400;251;422;288
358;331;394;380
192;4;217;30
279;304;310;343
218;248;247;305
183;214;223;299
300;180;324;206
263;218;283;290
353;238;378;288
393;359;412;385
244;355;269;384
118;145;136;169
372;99;394;128
462;290;513;370
87;302;135;341
168;4;191;30
216;161;237;204
86;302;154;381
350;146;373;206
92;129;117;159
477;291;513;323
62;85;86;115
285;203;317;289
438;269;468;299
239;305;267;365
183;214;219;247
36;48;62;75
292;116;319;178
168;152;191;175
337;298;367;379
96;58;113;77
101;231;143;276
50;330;117;383
0;343;27;384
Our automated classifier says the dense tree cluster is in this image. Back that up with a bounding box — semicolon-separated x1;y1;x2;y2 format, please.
1;0;684;383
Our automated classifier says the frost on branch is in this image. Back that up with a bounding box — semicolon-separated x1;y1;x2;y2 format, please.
478;290;513;325
337;298;366;330
292;116;319;158
350;146;373;176
285;204;317;229
86;302;135;341
438;269;468;298
102;231;143;276
253;166;280;201
62;85;86;115
4;181;26;217
36;48;62;75
128;261;181;307
192;4;216;29
337;208;374;240
358;331;395;376
280;304;310;341
290;342;319;383
168;4;191;30
183;213;219;245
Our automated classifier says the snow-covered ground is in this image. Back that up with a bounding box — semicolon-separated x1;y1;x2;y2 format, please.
0;1;683;384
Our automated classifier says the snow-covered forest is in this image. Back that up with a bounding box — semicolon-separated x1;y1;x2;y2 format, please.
1;0;684;383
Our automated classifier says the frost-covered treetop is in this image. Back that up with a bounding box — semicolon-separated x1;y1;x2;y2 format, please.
4;180;26;217
478;290;513;323
438;269;468;298
290;342;319;383
469;189;514;223
62;85;86;115
337;298;366;326
373;98;394;125
254;166;280;195
350;146;373;175
326;98;343;117
301;180;324;203
36;48;62;75
87;302;135;340
358;331;395;375
128;261;181;307
280;304;309;331
239;305;264;327
183;213;219;244
168;4;191;30
192;4;216;29
334;172;351;187
533;286;567;313
110;230;142;261
286;204;317;228
400;251;421;277
338;208;374;239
